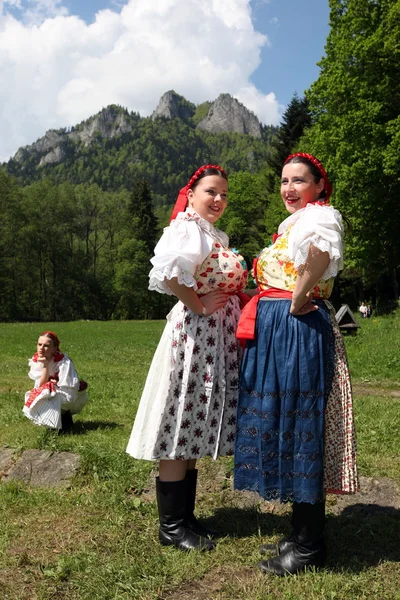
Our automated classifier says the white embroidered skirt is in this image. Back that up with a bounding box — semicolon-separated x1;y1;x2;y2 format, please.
127;296;242;461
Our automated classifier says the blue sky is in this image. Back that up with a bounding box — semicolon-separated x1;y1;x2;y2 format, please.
250;0;330;104
0;0;331;161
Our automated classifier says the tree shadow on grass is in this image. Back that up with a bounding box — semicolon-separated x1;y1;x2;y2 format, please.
71;420;123;434
208;503;400;572
201;506;291;540
326;503;400;572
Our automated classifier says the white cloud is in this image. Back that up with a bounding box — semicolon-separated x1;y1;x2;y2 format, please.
0;0;282;162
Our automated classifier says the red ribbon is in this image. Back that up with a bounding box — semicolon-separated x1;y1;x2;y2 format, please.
32;350;64;363
236;288;292;342
169;186;188;223
272;233;281;243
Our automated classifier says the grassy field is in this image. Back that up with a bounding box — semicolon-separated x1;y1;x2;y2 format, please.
0;313;399;600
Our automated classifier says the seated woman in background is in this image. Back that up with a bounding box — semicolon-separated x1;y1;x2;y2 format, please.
23;331;88;432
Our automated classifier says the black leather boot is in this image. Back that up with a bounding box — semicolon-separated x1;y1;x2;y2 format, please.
259;502;326;576
259;535;294;556
259;500;299;556
156;478;215;551
59;410;74;433
185;469;218;538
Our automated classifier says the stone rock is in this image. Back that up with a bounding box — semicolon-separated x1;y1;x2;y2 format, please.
30;130;68;155
0;448;17;475
152;90;195;121
39;145;66;166
12;131;67;163
70;107;132;146
4;449;80;488
196;93;262;138
12;106;132;163
13;147;29;164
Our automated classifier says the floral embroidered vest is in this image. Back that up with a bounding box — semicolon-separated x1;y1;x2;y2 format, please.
256;225;334;298
194;241;248;294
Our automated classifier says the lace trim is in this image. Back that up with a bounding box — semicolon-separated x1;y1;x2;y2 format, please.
149;264;197;295
293;234;342;279
233;481;325;504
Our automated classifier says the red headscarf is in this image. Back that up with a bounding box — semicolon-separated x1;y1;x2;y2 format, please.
284;152;332;203
169;164;227;223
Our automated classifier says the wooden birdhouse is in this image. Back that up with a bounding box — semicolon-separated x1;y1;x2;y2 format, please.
335;304;360;335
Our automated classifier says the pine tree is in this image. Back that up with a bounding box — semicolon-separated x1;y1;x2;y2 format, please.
267;93;311;177
128;179;159;253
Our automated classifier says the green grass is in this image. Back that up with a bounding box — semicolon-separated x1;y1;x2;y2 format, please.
344;311;400;385
0;316;399;600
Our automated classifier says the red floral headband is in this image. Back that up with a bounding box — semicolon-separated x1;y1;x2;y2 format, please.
186;164;226;191
284;152;332;202
169;164;227;223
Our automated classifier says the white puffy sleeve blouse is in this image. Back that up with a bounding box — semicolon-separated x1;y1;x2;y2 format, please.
285;204;344;281
148;211;228;295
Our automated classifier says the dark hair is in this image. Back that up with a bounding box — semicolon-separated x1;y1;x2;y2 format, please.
189;166;228;191
284;155;327;199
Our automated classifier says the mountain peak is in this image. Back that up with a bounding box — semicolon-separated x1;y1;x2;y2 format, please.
152;90;196;121
196;93;262;138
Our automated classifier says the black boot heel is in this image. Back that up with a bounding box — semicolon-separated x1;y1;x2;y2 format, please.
259;543;325;576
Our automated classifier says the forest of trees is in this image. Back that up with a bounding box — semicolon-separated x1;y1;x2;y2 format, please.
1;0;399;322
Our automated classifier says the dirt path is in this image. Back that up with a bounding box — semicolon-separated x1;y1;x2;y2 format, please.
352;385;400;397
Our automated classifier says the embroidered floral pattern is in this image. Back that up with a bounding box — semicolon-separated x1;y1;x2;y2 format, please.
256;226;334;297
194;241;248;294
152;296;242;459
324;302;359;493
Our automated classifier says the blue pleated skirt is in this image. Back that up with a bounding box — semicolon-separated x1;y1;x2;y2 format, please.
234;299;334;504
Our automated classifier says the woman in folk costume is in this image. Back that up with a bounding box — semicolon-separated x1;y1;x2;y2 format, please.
127;165;248;551
234;153;358;576
23;331;88;432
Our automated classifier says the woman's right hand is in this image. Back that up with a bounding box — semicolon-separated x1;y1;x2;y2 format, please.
201;290;230;316
37;356;51;368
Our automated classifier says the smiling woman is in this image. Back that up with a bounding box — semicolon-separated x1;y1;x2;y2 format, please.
186;175;228;224
281;161;325;212
235;152;358;577
126;164;249;553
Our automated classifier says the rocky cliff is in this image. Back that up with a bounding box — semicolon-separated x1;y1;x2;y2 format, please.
152;90;195;121
196;94;262;138
10;93;264;168
13;105;133;166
